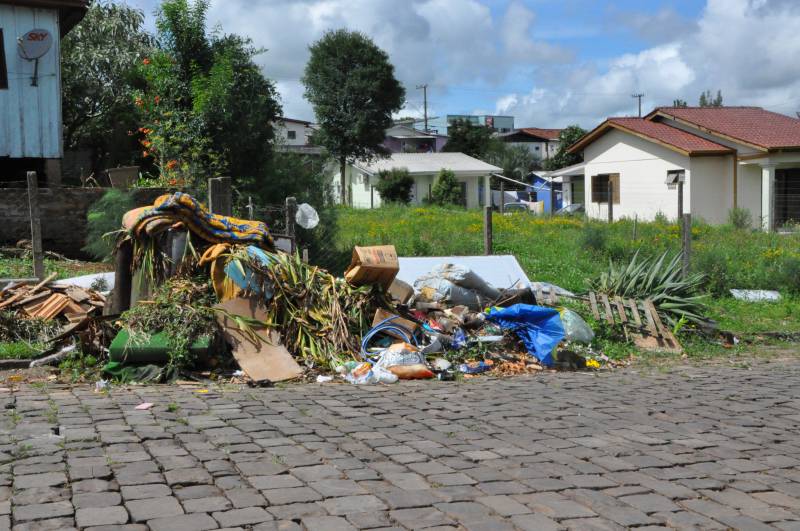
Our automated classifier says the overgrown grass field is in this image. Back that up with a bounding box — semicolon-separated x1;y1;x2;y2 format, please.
334;205;800;334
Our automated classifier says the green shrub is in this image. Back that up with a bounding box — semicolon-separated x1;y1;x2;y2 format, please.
375;168;414;204
727;207;752;230
654;211;669;225
431;169;462;206
694;247;733;296
580;223;607;254
778;256;800;293
84;189;136;261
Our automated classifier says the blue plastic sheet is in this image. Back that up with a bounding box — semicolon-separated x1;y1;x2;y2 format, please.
224;246;275;299
485;304;565;367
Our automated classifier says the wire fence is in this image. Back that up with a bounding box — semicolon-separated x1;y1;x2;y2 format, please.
247;196;351;274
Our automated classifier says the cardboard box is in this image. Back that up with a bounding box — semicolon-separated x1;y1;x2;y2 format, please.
372;308;419;340
344;245;399;289
388;278;414;304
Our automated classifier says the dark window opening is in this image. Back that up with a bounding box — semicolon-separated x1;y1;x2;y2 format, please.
775;168;800;228
0;29;8;89
591;173;620;204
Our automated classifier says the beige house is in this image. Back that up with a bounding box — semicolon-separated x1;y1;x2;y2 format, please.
565;107;800;230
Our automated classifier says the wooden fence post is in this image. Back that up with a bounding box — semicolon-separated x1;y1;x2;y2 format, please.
499;181;505;213
109;238;132;315
677;180;684;223
549;179;556;217
483;206;493;255
26;171;44;280
285;196;297;254
607;180;614;223
682;213;692;279
208;176;232;216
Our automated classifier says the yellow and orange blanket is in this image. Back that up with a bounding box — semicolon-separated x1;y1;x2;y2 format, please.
123;192;274;248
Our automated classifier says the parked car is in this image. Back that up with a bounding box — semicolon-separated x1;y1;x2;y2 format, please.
555;203;585;215
503;202;531;214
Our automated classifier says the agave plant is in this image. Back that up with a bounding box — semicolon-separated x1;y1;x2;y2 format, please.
588;250;712;327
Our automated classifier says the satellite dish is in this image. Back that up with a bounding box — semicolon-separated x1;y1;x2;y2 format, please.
295;203;320;229
18;29;52;60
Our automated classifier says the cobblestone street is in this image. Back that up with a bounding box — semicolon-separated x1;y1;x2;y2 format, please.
2;360;800;530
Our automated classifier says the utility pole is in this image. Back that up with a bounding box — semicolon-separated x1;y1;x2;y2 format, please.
632;93;645;117
417;84;428;132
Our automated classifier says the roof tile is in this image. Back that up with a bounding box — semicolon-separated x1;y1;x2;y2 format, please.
651;106;800;149
606;118;732;154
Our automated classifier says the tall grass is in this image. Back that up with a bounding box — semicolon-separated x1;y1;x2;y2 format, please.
334;205;800;296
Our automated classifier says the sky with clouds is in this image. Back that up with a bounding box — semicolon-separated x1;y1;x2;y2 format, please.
126;0;800;129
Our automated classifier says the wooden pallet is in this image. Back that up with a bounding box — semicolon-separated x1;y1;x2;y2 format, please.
534;285;559;306
588;292;682;353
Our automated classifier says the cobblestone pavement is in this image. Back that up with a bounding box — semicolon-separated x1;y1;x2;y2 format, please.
2;361;800;530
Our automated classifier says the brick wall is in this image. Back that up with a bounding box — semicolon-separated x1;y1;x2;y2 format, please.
0;188;169;257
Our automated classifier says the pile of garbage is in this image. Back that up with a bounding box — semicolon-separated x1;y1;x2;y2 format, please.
2;192;617;384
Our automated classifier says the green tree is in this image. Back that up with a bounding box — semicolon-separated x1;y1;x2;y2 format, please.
673;99;688;107
442;119;495;159
302;30;405;205
699;90;723;107
61;1;153;175
431;169;463;206
375;168;414;204
544;125;588;171
487;143;539;184
135;0;280;195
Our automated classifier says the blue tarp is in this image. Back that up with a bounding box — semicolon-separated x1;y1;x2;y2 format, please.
224;246;274;299
485;304;565;367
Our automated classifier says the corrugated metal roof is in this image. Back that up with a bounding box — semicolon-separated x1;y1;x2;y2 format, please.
355;153;502;175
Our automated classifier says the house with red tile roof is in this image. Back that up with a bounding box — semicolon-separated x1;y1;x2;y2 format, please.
498;127;563;160
563;107;800;230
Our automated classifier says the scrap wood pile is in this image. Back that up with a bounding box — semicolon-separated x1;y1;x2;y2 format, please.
0;273;106;323
0;272;112;366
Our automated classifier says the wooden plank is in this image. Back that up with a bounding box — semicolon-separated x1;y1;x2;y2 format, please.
642;300;658;336
27;172;44;280
17;289;52;307
627;299;642;327
30;272;56;294
645;299;670;337
614;296;627;323
600;293;614;325
589;292;600;320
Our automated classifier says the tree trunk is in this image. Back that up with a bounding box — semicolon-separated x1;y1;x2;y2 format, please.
339;157;347;206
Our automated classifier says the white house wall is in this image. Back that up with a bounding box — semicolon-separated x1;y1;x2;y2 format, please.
0;5;62;158
274;121;311;146
583;129;690;221
688;155;734;225
739;164;763;223
339;166;488;209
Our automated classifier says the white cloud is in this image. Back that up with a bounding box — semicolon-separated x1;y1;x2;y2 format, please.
203;0;572;121
496;0;800;128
